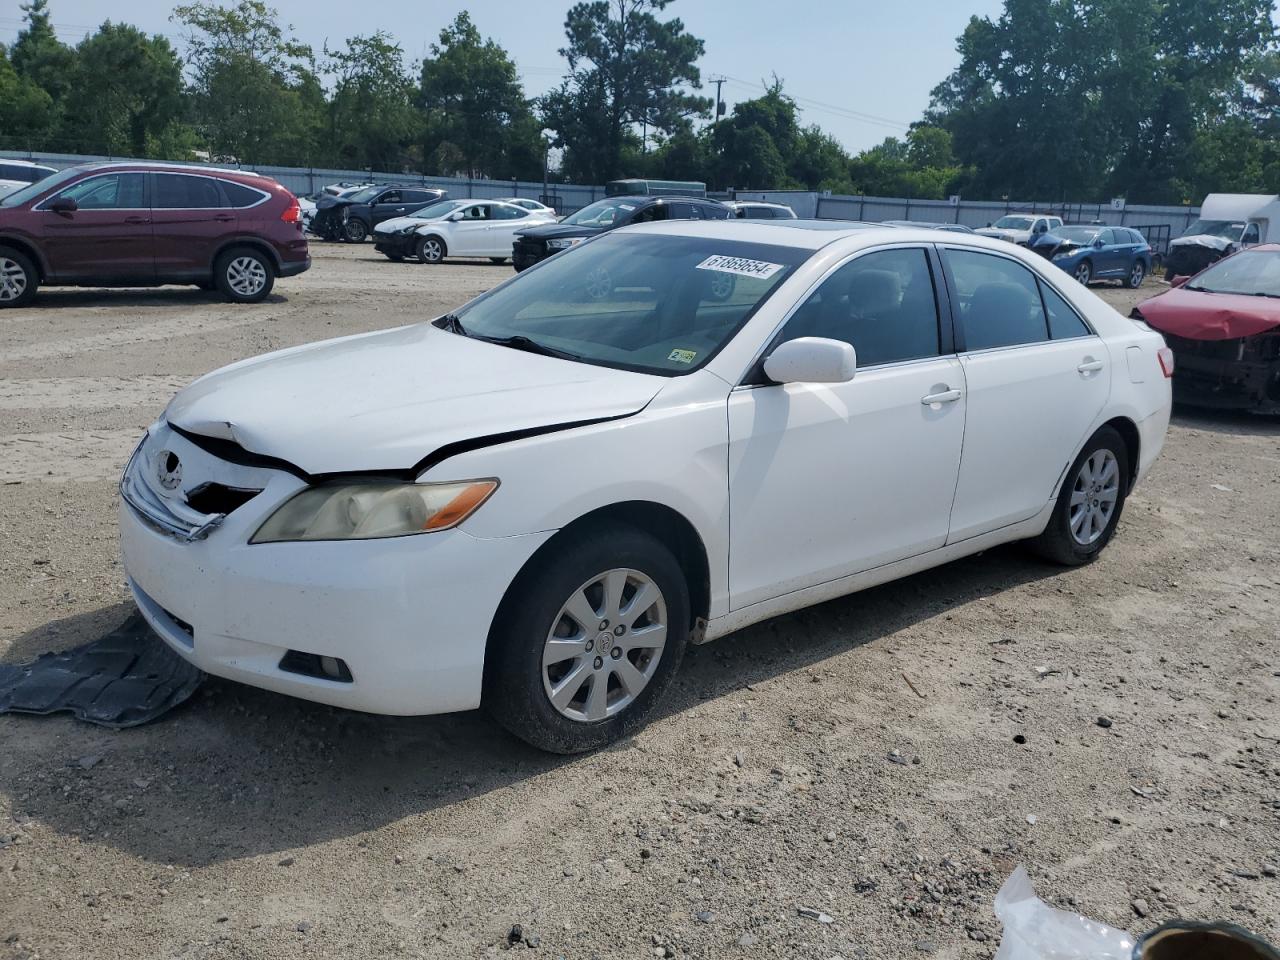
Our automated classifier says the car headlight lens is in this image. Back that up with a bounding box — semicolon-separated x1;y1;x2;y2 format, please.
546;237;584;250
1052;251;1074;260
399;224;419;235
251;479;498;543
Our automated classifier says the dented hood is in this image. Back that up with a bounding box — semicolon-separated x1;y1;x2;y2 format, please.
165;324;665;475
1138;287;1280;341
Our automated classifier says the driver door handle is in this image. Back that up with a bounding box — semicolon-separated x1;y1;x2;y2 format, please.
123;215;151;225
921;388;962;405
1078;359;1104;374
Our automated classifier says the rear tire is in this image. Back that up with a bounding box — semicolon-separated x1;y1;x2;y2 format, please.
484;523;691;754
1030;426;1129;566
215;247;275;303
0;246;38;308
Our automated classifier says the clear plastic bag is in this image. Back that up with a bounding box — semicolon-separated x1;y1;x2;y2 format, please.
994;866;1136;960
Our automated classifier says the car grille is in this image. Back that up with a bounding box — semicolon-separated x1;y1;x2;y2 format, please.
513;237;546;260
120;440;261;542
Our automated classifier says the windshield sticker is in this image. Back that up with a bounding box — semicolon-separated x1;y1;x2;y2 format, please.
667;348;697;364
696;255;784;280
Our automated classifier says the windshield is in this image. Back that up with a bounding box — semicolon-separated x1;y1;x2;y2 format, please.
410;199;466;219
1186;250;1280;297
1182;219;1245;241
563;197;642;227
1055;226;1101;243
450;233;809;376
0;166;80;207
993;216;1035;230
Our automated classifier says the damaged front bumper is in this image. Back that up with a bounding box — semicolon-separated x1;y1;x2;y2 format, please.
1164;332;1280;412
118;422;552;715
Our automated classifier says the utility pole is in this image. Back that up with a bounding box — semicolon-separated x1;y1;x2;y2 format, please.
709;75;726;129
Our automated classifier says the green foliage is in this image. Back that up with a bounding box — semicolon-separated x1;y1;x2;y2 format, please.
419;13;544;180
173;0;324;164
542;0;711;183
848;127;968;199
59;23;193;157
10;0;74;104
0;46;56;148
325;32;419;170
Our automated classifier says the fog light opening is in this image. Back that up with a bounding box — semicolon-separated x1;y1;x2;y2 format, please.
278;650;353;683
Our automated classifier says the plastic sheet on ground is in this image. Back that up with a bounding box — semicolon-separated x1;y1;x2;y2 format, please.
994;866;1135;960
0;614;204;728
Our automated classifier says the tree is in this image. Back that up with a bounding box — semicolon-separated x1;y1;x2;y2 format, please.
927;0;1276;203
418;13;543;180
173;0;324;164
541;0;710;183
325;33;419;170
9;0;74;105
59;22;194;157
0;46;56;149
846;126;967;199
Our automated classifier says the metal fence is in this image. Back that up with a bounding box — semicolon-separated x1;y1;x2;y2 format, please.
2;149;1204;234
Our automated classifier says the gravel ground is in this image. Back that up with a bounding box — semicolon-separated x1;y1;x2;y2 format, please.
0;244;1277;960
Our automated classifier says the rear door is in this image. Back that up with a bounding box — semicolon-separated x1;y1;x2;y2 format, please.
150;173;234;280
942;247;1109;541
38;171;153;282
485;203;531;256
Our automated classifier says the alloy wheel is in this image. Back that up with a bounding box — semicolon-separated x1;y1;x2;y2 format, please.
1129;262;1145;287
1074;262;1092;285
541;568;668;722
226;257;267;297
420;239;443;263
1068;449;1119;546
0;258;27;302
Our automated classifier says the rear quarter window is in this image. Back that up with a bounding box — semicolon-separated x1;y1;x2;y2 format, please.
220;180;267;208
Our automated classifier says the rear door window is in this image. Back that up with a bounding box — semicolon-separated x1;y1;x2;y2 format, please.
153;174;225;209
1040;281;1092;339
945;249;1050;351
491;204;525;220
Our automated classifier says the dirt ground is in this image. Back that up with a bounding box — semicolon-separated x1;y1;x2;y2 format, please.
1;244;1277;960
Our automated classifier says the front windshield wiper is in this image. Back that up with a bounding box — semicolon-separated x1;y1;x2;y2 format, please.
473;333;582;362
436;313;467;335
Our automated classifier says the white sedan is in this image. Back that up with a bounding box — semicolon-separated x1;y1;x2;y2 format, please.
119;222;1172;753
494;197;558;219
372;199;544;263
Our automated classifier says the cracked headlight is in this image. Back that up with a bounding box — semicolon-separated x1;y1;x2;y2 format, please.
251;480;498;543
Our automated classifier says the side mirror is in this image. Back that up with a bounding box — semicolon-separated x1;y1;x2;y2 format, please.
49;197;77;214
1093;238;1105;248
1170;275;1190;288
763;337;856;385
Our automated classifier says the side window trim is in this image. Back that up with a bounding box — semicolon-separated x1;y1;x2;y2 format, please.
739;243;951;386
939;244;1062;353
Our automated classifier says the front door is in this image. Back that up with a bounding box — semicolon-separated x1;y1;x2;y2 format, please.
942;247;1109;542
450;204;493;255
150;173;234;280
370;190;409;227
39;172;153;282
727;246;966;609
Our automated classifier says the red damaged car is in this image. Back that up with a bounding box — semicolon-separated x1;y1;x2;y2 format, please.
1133;245;1280;413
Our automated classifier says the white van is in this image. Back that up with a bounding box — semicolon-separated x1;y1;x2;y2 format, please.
1165;193;1280;278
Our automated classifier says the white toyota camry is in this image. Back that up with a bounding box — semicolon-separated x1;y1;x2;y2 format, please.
120;221;1172;752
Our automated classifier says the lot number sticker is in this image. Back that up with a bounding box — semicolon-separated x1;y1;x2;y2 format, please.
695;255;784;280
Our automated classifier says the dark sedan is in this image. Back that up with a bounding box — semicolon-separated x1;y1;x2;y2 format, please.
512;196;730;271
309;184;448;243
1134;245;1280;412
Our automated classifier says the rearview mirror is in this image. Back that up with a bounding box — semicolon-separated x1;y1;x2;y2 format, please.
49;197;77;214
763;337;856;385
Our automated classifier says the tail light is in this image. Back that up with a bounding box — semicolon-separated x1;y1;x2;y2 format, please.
280;197;301;224
1157;347;1175;378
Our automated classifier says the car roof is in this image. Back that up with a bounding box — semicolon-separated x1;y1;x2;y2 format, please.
65;160;278;185
0;159;56;169
613;218;1033;251
727;200;791;208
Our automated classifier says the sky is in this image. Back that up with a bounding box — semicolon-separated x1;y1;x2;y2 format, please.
4;0;1007;152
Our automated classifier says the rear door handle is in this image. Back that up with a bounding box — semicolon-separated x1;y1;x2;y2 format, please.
921;388;962;405
1078;359;1104;374
123;216;150;225
213;214;234;222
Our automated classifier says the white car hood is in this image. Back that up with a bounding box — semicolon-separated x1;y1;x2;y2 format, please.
1170;234;1234;252
374;215;444;234
165;324;666;475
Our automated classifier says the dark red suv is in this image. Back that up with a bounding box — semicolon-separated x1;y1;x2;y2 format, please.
0;162;310;307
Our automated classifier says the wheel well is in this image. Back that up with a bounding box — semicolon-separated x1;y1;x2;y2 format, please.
498;501;711;634
0;237;46;281
1101;416;1140;492
419;233;447;251
213;240;280;276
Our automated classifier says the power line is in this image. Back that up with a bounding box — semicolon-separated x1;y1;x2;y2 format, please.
720;75;911;133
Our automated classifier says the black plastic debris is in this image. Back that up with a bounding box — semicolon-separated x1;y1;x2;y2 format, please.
0;614;204;728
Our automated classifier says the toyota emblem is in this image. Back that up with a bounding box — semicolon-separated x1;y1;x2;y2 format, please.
156;450;183;491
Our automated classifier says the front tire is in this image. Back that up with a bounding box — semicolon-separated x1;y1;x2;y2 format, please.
1031;426;1129;566
215;248;275;303
484;524;691;754
1073;260;1093;285
416;235;446;264
0;246;38;308
343;218;369;243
